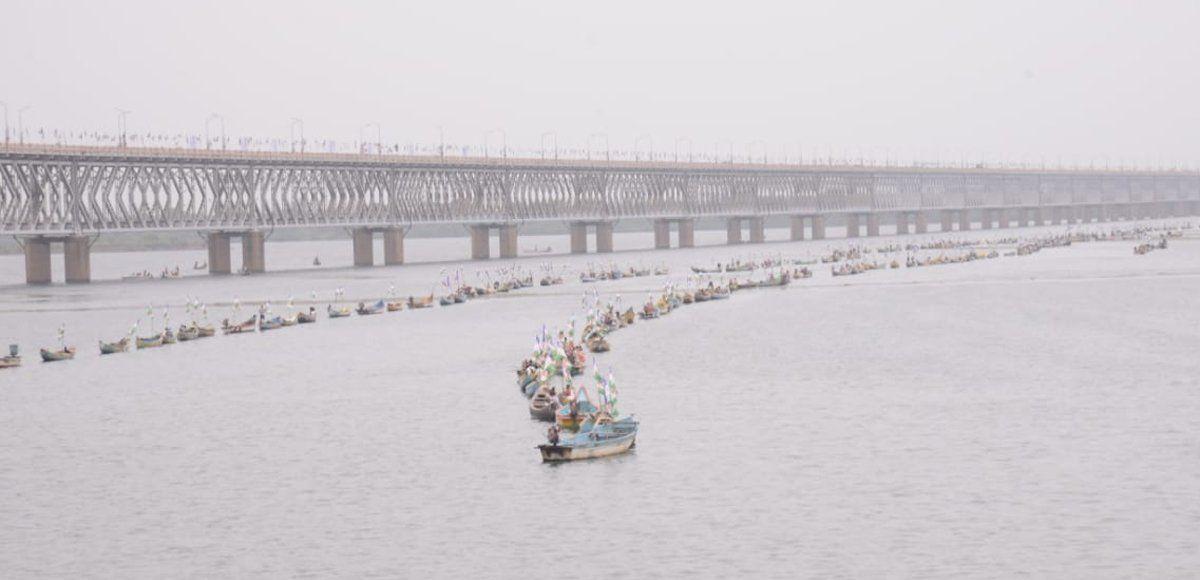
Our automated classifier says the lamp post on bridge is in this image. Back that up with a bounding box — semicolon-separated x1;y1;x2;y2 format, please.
361;122;381;156
484;129;507;161
114;108;130;148
587;133;609;162
634;134;653;162
289;118;304;154
17;106;30;145
540;131;558;160
205;114;226;151
437;125;445;161
674;138;692;163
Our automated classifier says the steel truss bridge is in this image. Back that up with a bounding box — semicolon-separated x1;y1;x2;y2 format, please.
2;145;1197;283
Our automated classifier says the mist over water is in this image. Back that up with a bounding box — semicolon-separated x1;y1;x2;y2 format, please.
1;224;1199;578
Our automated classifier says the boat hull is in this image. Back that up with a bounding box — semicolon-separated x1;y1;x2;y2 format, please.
538;433;636;462
40;348;76;362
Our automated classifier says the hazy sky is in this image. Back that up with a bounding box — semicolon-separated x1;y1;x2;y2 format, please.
2;0;1198;165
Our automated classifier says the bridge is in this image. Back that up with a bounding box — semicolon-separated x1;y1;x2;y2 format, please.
2;144;1197;284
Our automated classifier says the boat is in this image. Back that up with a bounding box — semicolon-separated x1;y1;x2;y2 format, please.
452;293;467;304
386;300;405;312
517;371;539;397
280;313;299;327
195;324;216;337
193;260;207;270
40;346;76;362
312;256;322;266
222;316;258;334
162;328;177;344
327;305;352;318
259;316;285;331
409;294;435;309
0;345;20;369
529;387;559;421
99;337;130;354
355;300;385;315
539;418;638;462
176;325;200;341
586;334;611;353
555;399;598;430
297;309;319;324
439;295;456;306
136;333;165;349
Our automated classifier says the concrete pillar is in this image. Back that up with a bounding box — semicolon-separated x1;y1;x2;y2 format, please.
64;236;91;284
749;217;765;243
812;215;826;240
915;212;928;234
24;238;52;285
383;228;405;265
470;225;491;260
1190;200;1200;216
207;233;231;275
865;214;880;237
959;209;971;232
895;212;909;235
1097;205;1110;223
353;228;375;267
997;209;1010;229
654;219;671;249
499;224;518;259
242;231;266;274
678;219;695;248
941;210;955;232
981;209;993;230
570;223;588;254
726;218;743;244
789;216;805;241
595;222;614;253
846;214;860;238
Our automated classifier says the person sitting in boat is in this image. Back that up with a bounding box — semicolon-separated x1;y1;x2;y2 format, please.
547;424;560;445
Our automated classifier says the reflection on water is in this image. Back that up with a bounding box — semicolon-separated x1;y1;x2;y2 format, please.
1;224;1199;578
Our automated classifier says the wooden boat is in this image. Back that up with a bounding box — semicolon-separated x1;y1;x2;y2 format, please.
586;335;611;353
517;372;539;397
195;324;216;337
280;313;299;327
176;325;201;341
99;337;130;354
136;333;165;349
162;328;177;344
452;293;467;304
529;387;559;421
259;316;285;331
355;300;385;315
691;265;722;274
539;418;638;462
0;355;20;369
297;309;319;324
327;305;352;318
621;309;637;326
711;288;731;300
40;346;76;362
638;305;659;320
438;296;456;307
386;301;405;312
222;316;258;334
409;294;435;309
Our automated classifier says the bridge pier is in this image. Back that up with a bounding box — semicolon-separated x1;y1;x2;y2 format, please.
846;214;861;238
570;223;588;253
470;225;491;260
997;209;1010;229
353;228;375;266
498;225;518;258
749;217;765;243
384;228;406;265
895;212;909;235
941;210;954;232
726;218;743;244
866;214;880;237
595;222;614;253
654;219;671;249
914;211;928;234
207;233;232;275
812;215;826;239
980;209;993;230
678;219;695;247
352;227;407;266
64;237;91;284
242;231;266;274
568;221;613;254
23;238;52;285
959;209;972;231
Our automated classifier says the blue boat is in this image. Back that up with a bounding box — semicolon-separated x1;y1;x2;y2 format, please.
356;300;385;315
539;417;638;462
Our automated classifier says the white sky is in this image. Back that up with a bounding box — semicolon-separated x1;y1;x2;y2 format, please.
2;0;1198;165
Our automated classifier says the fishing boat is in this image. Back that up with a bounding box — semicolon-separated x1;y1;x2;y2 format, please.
409;294;435;309
280;313;299;327
529;387;559;421
162;328;177;344
639;305;659;320
0;345;20;369
386;300;405;312
297;308;319;324
99;337;130;354
452;292;467;304
40;346;76;362
438;295;456;306
327;305;353;318
691;265;722;274
222;316;258;334
539;418;638;462
176;324;200;341
711;287;731;300
136;333;165;349
259;316;285;331
586;334;611;353
355;300;385;315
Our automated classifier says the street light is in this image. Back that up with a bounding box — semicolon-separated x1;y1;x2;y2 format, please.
540;132;558;160
587;133;609;162
17;106;30;145
634;134;653;162
205;113;225;151
483;129;507;160
289;117;304;153
0;101;8;146
674;138;692;163
437;125;445;161
361;123;381;156
114;108;130;148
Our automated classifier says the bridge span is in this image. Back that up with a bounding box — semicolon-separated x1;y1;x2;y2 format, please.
2;145;1197;284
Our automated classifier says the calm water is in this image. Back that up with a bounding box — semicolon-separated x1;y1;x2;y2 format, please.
1;223;1199;578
